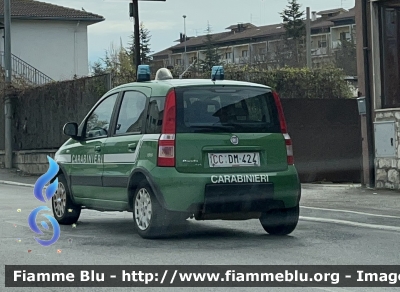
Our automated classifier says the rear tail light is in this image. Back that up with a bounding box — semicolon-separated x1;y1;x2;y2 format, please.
157;89;176;167
284;133;294;165
273;91;294;165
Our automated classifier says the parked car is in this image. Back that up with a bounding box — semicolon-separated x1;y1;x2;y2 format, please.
52;65;301;239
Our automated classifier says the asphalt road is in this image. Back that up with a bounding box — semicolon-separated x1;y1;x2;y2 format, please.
1;183;400;292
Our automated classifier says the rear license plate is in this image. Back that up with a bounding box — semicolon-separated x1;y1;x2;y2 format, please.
208;152;260;167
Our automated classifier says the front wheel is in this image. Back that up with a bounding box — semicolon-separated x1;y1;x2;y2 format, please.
259;205;299;235
52;174;81;225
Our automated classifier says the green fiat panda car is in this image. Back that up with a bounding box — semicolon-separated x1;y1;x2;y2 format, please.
52;65;301;239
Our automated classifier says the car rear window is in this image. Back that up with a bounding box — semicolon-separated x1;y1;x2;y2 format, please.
175;86;281;133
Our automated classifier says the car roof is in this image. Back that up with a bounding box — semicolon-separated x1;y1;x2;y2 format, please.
111;78;272;97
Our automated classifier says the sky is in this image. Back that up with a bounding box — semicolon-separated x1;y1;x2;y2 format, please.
43;0;355;67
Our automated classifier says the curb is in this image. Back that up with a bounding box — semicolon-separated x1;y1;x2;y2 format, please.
0;180;34;187
302;183;362;188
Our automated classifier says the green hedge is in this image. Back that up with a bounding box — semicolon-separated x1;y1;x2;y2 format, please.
196;65;353;99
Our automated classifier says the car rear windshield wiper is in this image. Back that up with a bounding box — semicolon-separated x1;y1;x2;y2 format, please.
188;125;235;132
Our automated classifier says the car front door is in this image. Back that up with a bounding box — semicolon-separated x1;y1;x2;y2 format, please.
100;88;150;210
68;92;119;204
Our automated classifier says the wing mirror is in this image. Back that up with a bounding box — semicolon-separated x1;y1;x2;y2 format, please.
63;122;80;139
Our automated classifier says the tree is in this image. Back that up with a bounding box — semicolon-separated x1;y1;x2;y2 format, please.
91;61;106;76
200;23;221;72
127;22;153;65
91;42;136;86
334;38;357;76
281;0;305;40
279;0;306;67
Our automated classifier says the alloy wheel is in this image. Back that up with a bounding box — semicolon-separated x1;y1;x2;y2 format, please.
134;188;153;231
53;182;67;218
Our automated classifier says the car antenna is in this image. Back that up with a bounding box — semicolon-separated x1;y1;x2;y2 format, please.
179;59;197;79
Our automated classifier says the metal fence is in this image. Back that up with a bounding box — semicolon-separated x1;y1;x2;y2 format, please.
0;51;53;86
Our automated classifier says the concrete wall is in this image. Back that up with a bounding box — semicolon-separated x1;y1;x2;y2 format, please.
0;149;56;175
0;19;90;81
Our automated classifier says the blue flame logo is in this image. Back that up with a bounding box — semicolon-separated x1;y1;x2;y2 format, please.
33;157;59;202
28;206;61;246
28;156;61;246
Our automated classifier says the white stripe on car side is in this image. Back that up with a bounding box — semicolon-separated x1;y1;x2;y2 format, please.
54;154;72;163
103;153;138;163
55;134;161;164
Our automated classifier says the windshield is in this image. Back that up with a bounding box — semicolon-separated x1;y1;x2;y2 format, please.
175;86;281;133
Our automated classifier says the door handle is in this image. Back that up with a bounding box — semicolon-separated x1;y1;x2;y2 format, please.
128;143;137;151
94;146;101;152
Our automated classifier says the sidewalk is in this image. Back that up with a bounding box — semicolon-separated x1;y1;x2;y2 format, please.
1;167;400;217
0;167;38;186
301;183;400;217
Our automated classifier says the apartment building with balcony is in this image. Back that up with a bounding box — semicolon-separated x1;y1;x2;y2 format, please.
151;7;356;73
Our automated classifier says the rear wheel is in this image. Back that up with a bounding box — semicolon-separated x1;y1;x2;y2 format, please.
52;174;81;225
133;180;173;239
259;205;299;235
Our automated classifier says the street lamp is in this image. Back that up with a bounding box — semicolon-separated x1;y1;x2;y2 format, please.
183;15;187;68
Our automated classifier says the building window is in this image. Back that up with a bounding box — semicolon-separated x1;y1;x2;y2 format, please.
318;40;327;48
225;52;232;59
379;4;400;108
340;31;351;41
242;50;248;57
176;59;182;65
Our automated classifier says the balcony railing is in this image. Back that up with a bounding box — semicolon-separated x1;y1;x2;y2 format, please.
0;51;53;85
311;47;328;56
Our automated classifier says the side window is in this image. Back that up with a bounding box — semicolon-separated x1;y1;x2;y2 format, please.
145;97;165;134
115;91;147;135
85;93;118;139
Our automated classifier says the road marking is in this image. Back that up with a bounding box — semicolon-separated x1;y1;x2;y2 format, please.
300;216;400;232
0;180;34;188
302;206;400;219
314;288;352;292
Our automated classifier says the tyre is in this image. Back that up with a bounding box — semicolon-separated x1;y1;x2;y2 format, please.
52;174;81;225
259;205;299;235
133;180;171;239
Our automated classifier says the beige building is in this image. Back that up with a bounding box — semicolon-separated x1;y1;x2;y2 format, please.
151;7;356;72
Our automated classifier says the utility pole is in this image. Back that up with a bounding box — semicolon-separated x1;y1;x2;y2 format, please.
306;7;312;69
361;0;375;187
133;0;140;69
129;0;166;70
4;0;13;169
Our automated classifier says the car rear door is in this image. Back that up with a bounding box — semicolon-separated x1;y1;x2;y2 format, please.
100;87;151;208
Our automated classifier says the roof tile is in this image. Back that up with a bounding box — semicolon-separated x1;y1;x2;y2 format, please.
328;7;356;21
0;0;104;21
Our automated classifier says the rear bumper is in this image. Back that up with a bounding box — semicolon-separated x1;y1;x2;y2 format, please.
149;166;301;213
203;182;274;214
